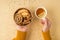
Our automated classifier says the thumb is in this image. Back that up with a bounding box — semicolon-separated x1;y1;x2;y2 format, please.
41;18;47;25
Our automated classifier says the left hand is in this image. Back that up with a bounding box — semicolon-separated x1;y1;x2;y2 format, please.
16;25;28;32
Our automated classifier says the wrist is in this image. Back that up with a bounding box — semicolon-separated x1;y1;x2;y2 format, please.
42;26;50;32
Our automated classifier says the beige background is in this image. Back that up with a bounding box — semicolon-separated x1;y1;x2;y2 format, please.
0;0;60;40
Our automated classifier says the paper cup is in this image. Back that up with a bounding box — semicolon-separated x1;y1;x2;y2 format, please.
35;7;47;19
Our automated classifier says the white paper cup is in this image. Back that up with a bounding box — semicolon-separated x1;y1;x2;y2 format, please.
35;7;47;19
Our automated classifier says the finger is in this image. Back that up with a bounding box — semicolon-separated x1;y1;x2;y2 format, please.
41;18;47;25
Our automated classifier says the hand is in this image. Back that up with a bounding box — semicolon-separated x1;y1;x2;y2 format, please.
16;25;28;32
41;18;51;32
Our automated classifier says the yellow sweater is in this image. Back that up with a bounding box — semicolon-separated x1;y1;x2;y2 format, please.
42;31;51;40
13;30;27;40
13;30;51;40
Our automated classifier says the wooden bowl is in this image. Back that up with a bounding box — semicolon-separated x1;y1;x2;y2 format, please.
14;8;32;26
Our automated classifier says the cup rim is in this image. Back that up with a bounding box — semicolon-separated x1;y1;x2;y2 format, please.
35;7;47;19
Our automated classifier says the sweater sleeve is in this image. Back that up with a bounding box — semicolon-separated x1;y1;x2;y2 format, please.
13;30;27;40
42;30;51;40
